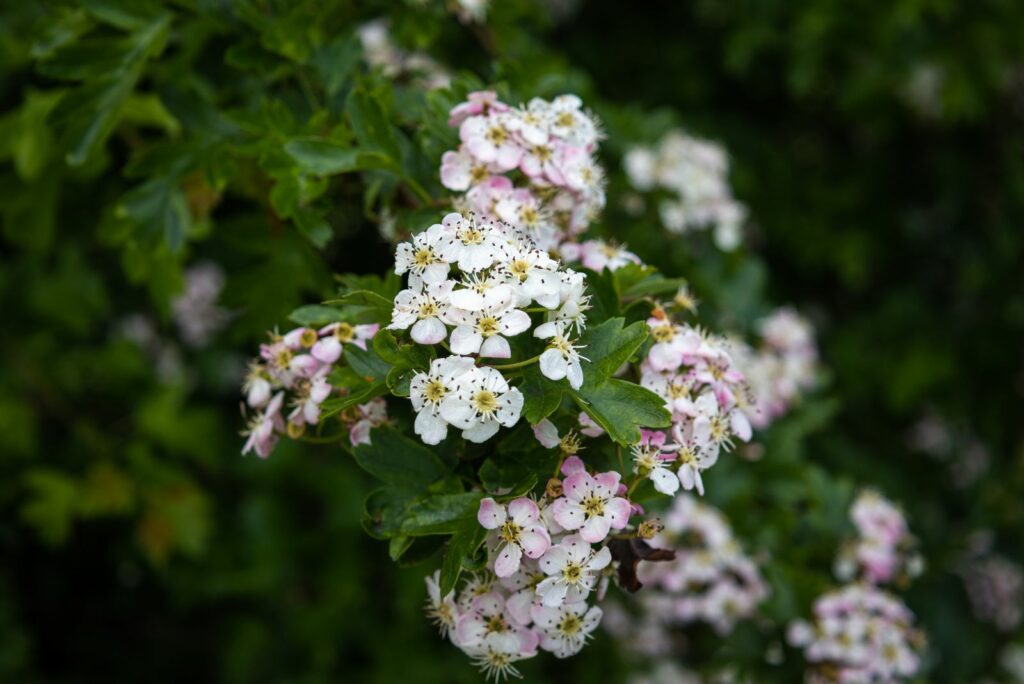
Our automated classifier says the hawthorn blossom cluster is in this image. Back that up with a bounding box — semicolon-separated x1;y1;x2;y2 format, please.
358;20;451;90
240;321;383;458
440;91;606;250
624;130;747;251
637;314;753;496
636;494;769;635
426;456;637;679
732;307;818;430
789;493;926;683
171;261;231;348
787;584;926;683
834;490;922;587
390;211;591;445
959;553;1023;633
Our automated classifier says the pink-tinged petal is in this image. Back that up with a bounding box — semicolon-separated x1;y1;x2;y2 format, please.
592;471;621;496
411;317;447;345
507;497;539;525
561;471;593;502
505;591;534;626
731;410;753;442
532;419;560;449
551;499;585;531
479;335;511;359
349;420;371;446
494;543;523;578
579;515;611;543
311;337;342;364
530;605;561;629
518;527;550;559
538;544;568;575
477;497;506;529
517;627;539;656
678;465;696;491
604;497;632;528
560;455;585;476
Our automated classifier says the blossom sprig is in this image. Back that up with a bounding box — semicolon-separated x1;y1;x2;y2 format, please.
241;320;383;458
440;91;606;250
624;129;747;251
787;584;926;683
637;313;754;496
428;455;679;679
834;490;923;587
389;211;592;445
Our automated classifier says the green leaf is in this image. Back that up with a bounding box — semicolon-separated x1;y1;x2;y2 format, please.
346;86;400;159
373;329;432;372
577;317;649;382
284;138;397;175
20;469;80;546
519;364;564;424
288;304;345;326
399;492;483;537
344;344;391;384
351;428;451;489
570;379;671;446
440;524;487;595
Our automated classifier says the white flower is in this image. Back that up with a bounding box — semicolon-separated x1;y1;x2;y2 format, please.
544;269;590;334
632;432;680;496
449;272;515;312
387;280;454;345
497;239;561;309
440;146;495;191
460;114;523;172
440;367;524;443
394;223;450;290
438;213;508;272
447;304;531;359
424;570;459;637
530;601;603;658
536;535;612;607
477;497;551;577
534;321;586;389
409;356;476;444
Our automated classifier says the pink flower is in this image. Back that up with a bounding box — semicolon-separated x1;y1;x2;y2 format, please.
532;419;560;449
242;392;284;459
460;114;523;172
349;398;388;446
477;497;551;577
311;322;379;363
448;90;508;127
453;591;538;656
440;146;496;191
552;470;631;543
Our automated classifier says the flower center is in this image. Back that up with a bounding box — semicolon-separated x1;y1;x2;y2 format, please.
668;380;690;399
599;244;619;258
486;125;508;145
413;247;435;267
470;164;490;184
498;520;522;544
556;112;575;129
418;300;439;318
550;336;572;354
509;259;531;280
299;329;318;347
533;145;552;161
485;613;509;634
472;390;498;415
581;495;605;517
334;322;355;342
520;206;539;225
424;379;447;403
460;227;484;245
562;562;583;584
559;614;583;636
477;316;500;337
274;348;293;369
651;324;676;343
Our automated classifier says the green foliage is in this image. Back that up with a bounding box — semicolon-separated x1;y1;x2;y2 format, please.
0;0;1021;682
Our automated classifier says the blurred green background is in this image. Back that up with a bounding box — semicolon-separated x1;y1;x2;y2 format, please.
1;1;1022;682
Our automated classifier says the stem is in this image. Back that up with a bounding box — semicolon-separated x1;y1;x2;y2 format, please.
402;175;435;206
626;475;642;498
438;339;451;352
300;432;346;445
488;354;542;371
523;307;548;313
